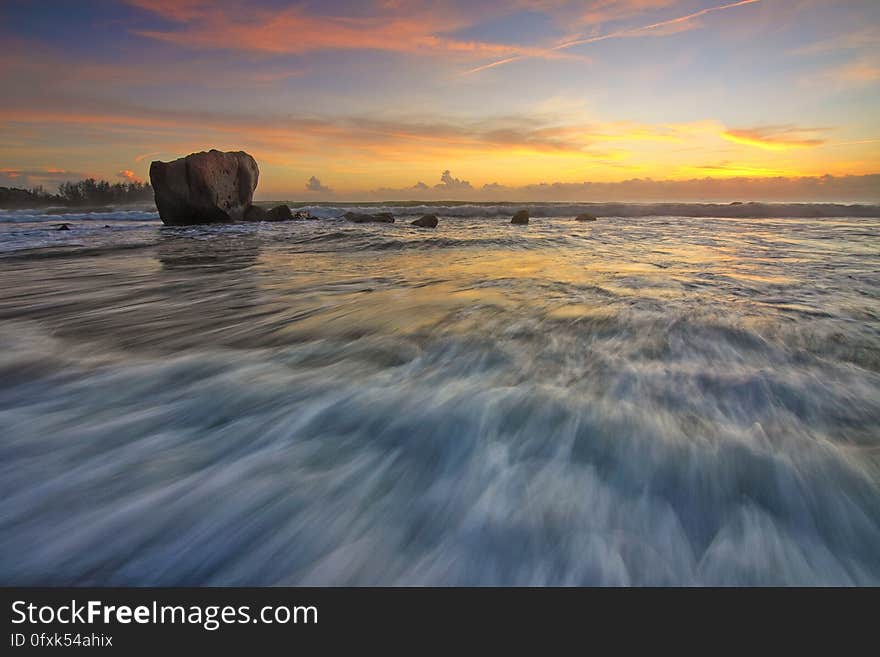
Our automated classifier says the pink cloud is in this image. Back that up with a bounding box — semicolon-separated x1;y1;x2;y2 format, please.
126;1;583;62
125;0;213;22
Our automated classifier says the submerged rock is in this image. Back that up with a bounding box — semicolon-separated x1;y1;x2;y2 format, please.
575;213;597;221
149;149;259;225
243;204;301;222
511;209;529;225
56;223;70;231
411;214;438;228
243;205;268;222
344;212;395;224
266;205;294;222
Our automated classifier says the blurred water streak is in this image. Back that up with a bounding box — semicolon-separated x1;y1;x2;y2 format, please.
0;211;878;585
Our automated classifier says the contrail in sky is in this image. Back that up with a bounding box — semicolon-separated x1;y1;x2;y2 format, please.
464;0;763;75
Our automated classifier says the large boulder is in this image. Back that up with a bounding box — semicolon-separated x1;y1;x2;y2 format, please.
343;211;395;224
411;214;438;228
511;209;529;225
149;150;259;225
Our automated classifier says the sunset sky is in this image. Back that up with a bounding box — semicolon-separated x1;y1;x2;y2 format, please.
1;0;878;200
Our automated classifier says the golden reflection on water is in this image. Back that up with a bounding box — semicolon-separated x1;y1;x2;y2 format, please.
253;233;806;342
0;215;873;354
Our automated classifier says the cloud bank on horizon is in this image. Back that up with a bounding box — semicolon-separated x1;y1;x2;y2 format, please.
0;0;878;200
365;171;880;203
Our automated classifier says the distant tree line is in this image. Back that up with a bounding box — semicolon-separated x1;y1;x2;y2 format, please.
0;179;154;208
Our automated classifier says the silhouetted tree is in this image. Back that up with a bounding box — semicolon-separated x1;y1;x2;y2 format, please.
56;179;153;205
1;179;153;208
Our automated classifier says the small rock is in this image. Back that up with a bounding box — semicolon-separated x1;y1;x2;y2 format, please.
266;205;294;222
56;223;70;231
243;205;268;222
511;209;529;225
575;213;597;221
344;212;395;223
411;214;438;228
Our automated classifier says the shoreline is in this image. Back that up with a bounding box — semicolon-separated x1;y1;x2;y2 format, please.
3;200;880;218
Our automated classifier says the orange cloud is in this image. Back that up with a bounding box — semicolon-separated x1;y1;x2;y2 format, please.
0;106;622;157
3;102;874;195
837;59;880;83
686;162;795;177
801;55;880;90
721;125;828;151
117;169;142;182
0;168;94;188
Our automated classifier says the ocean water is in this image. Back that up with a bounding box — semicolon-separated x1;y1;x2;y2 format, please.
0;204;878;585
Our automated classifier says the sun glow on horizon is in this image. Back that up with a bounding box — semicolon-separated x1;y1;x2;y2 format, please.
0;0;877;200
